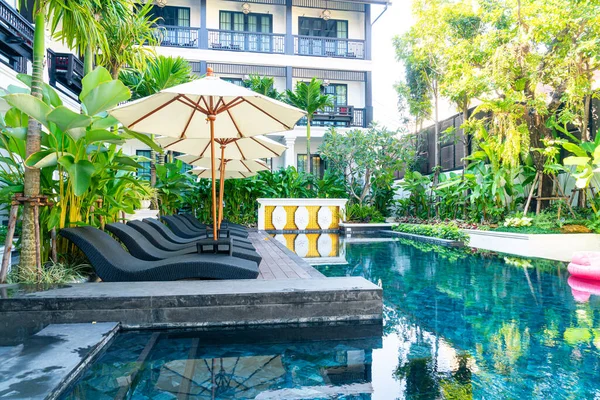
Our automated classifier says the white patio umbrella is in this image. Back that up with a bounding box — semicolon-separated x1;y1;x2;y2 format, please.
110;69;305;238
157;135;286;160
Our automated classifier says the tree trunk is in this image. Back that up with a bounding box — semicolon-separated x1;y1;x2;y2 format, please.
582;94;591;142
526;110;553;211
306;117;312;174
434;85;440;171
20;10;46;276
84;44;94;75
462;103;470;172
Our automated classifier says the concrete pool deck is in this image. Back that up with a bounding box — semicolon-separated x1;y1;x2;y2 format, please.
0;231;382;335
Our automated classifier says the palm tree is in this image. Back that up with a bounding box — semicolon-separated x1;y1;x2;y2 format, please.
98;2;158;79
243;75;280;100
285;78;333;174
119;55;196;100
120;55;196;186
18;0;102;274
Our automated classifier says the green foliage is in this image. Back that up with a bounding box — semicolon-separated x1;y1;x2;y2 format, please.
0;67;152;262
397;171;431;219
243;75;280;99
8;259;91;284
320;125;411;216
0;226;7;245
393;222;470;243
119;55;196;100
155;160;195;215
345;204;385;223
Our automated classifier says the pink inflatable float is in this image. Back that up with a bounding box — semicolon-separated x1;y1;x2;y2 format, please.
568;276;600;303
568;251;600;281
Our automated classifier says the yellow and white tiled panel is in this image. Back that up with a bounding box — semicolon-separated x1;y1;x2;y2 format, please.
317;233;339;257
275;233;340;258
284;206;298;230
328;206;340;229
264;206;276;231
305;206;321;230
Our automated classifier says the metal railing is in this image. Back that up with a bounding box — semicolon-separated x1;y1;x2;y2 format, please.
208;29;285;54
155;25;200;48
296;106;366;128
294;36;365;59
47;50;84;97
0;0;34;48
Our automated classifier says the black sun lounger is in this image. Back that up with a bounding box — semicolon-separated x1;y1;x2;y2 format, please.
60;226;259;281
127;220;256;252
162;215;251;242
106;223;263;264
180;214;248;237
143;218;253;247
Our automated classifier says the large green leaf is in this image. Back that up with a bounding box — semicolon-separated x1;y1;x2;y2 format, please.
563;156;590;166
80;67;113;100
17;74;63;107
81;80;131;116
4;108;28;127
91;115;119;130
58;155;96;196
85;129;123;143
122;128;163;153
3;127;27;140
114;156;143;169
3;94;51;128
25;150;59;168
47;106;92;132
67;127;87;141
562;143;588;157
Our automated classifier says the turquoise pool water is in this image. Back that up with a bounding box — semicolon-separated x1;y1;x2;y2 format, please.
61;237;600;399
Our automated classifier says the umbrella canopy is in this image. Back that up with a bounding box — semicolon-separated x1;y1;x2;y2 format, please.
109;69;305;239
189;168;258;179
158;135;286;160
109;76;305;139
181;157;269;173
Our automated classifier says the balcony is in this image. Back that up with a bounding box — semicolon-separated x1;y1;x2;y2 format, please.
0;0;33;72
155;25;200;48
294;36;365;59
297;107;366;128
208;29;285;54
47;50;84;98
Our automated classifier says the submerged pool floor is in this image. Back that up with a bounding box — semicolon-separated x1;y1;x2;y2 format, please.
61;237;600;399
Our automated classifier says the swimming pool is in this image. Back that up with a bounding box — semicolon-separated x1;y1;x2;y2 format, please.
62;236;600;399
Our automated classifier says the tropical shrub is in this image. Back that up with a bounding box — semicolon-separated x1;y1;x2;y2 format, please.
345;204;385;223
393;222;470;243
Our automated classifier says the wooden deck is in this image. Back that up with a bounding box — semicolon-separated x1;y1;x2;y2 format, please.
248;231;325;280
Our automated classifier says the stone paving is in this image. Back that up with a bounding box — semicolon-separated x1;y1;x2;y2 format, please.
249;231;325;280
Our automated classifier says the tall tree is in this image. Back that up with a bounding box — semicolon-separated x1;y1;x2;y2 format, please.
394;0;448;171
285;78;333;174
243;75;280;99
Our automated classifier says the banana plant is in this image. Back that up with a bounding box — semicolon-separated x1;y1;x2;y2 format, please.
562;132;600;190
1;67;161;240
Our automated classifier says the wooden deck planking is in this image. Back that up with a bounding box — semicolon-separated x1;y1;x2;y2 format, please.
248;231;324;280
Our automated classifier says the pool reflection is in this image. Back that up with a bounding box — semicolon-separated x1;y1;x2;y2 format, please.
271;233;347;264
316;239;600;399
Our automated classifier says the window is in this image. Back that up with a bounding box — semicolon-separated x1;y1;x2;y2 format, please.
148;5;190;27
222;77;244;86
136;150;152;181
218;11;272;52
298;17;349;57
297;154;326;178
260;158;273;171
324;84;347;107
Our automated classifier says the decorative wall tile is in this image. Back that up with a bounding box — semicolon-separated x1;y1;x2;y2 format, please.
295;206;309;230
272;206;287;231
317;207;333;229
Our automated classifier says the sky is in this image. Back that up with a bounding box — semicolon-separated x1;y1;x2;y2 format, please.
369;0;456;132
370;0;414;131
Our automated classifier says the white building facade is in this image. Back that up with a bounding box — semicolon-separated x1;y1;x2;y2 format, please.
0;0;385;183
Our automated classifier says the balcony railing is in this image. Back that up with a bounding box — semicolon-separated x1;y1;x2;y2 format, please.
297;106;366;128
208;29;285;54
0;0;34;50
47;50;84;98
294;36;365;59
155;25;200;48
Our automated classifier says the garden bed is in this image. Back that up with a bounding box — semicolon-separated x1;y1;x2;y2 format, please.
463;229;600;262
384;230;464;248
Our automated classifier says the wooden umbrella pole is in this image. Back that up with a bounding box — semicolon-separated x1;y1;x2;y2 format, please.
208;114;218;240
0;202;19;283
218;145;226;229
